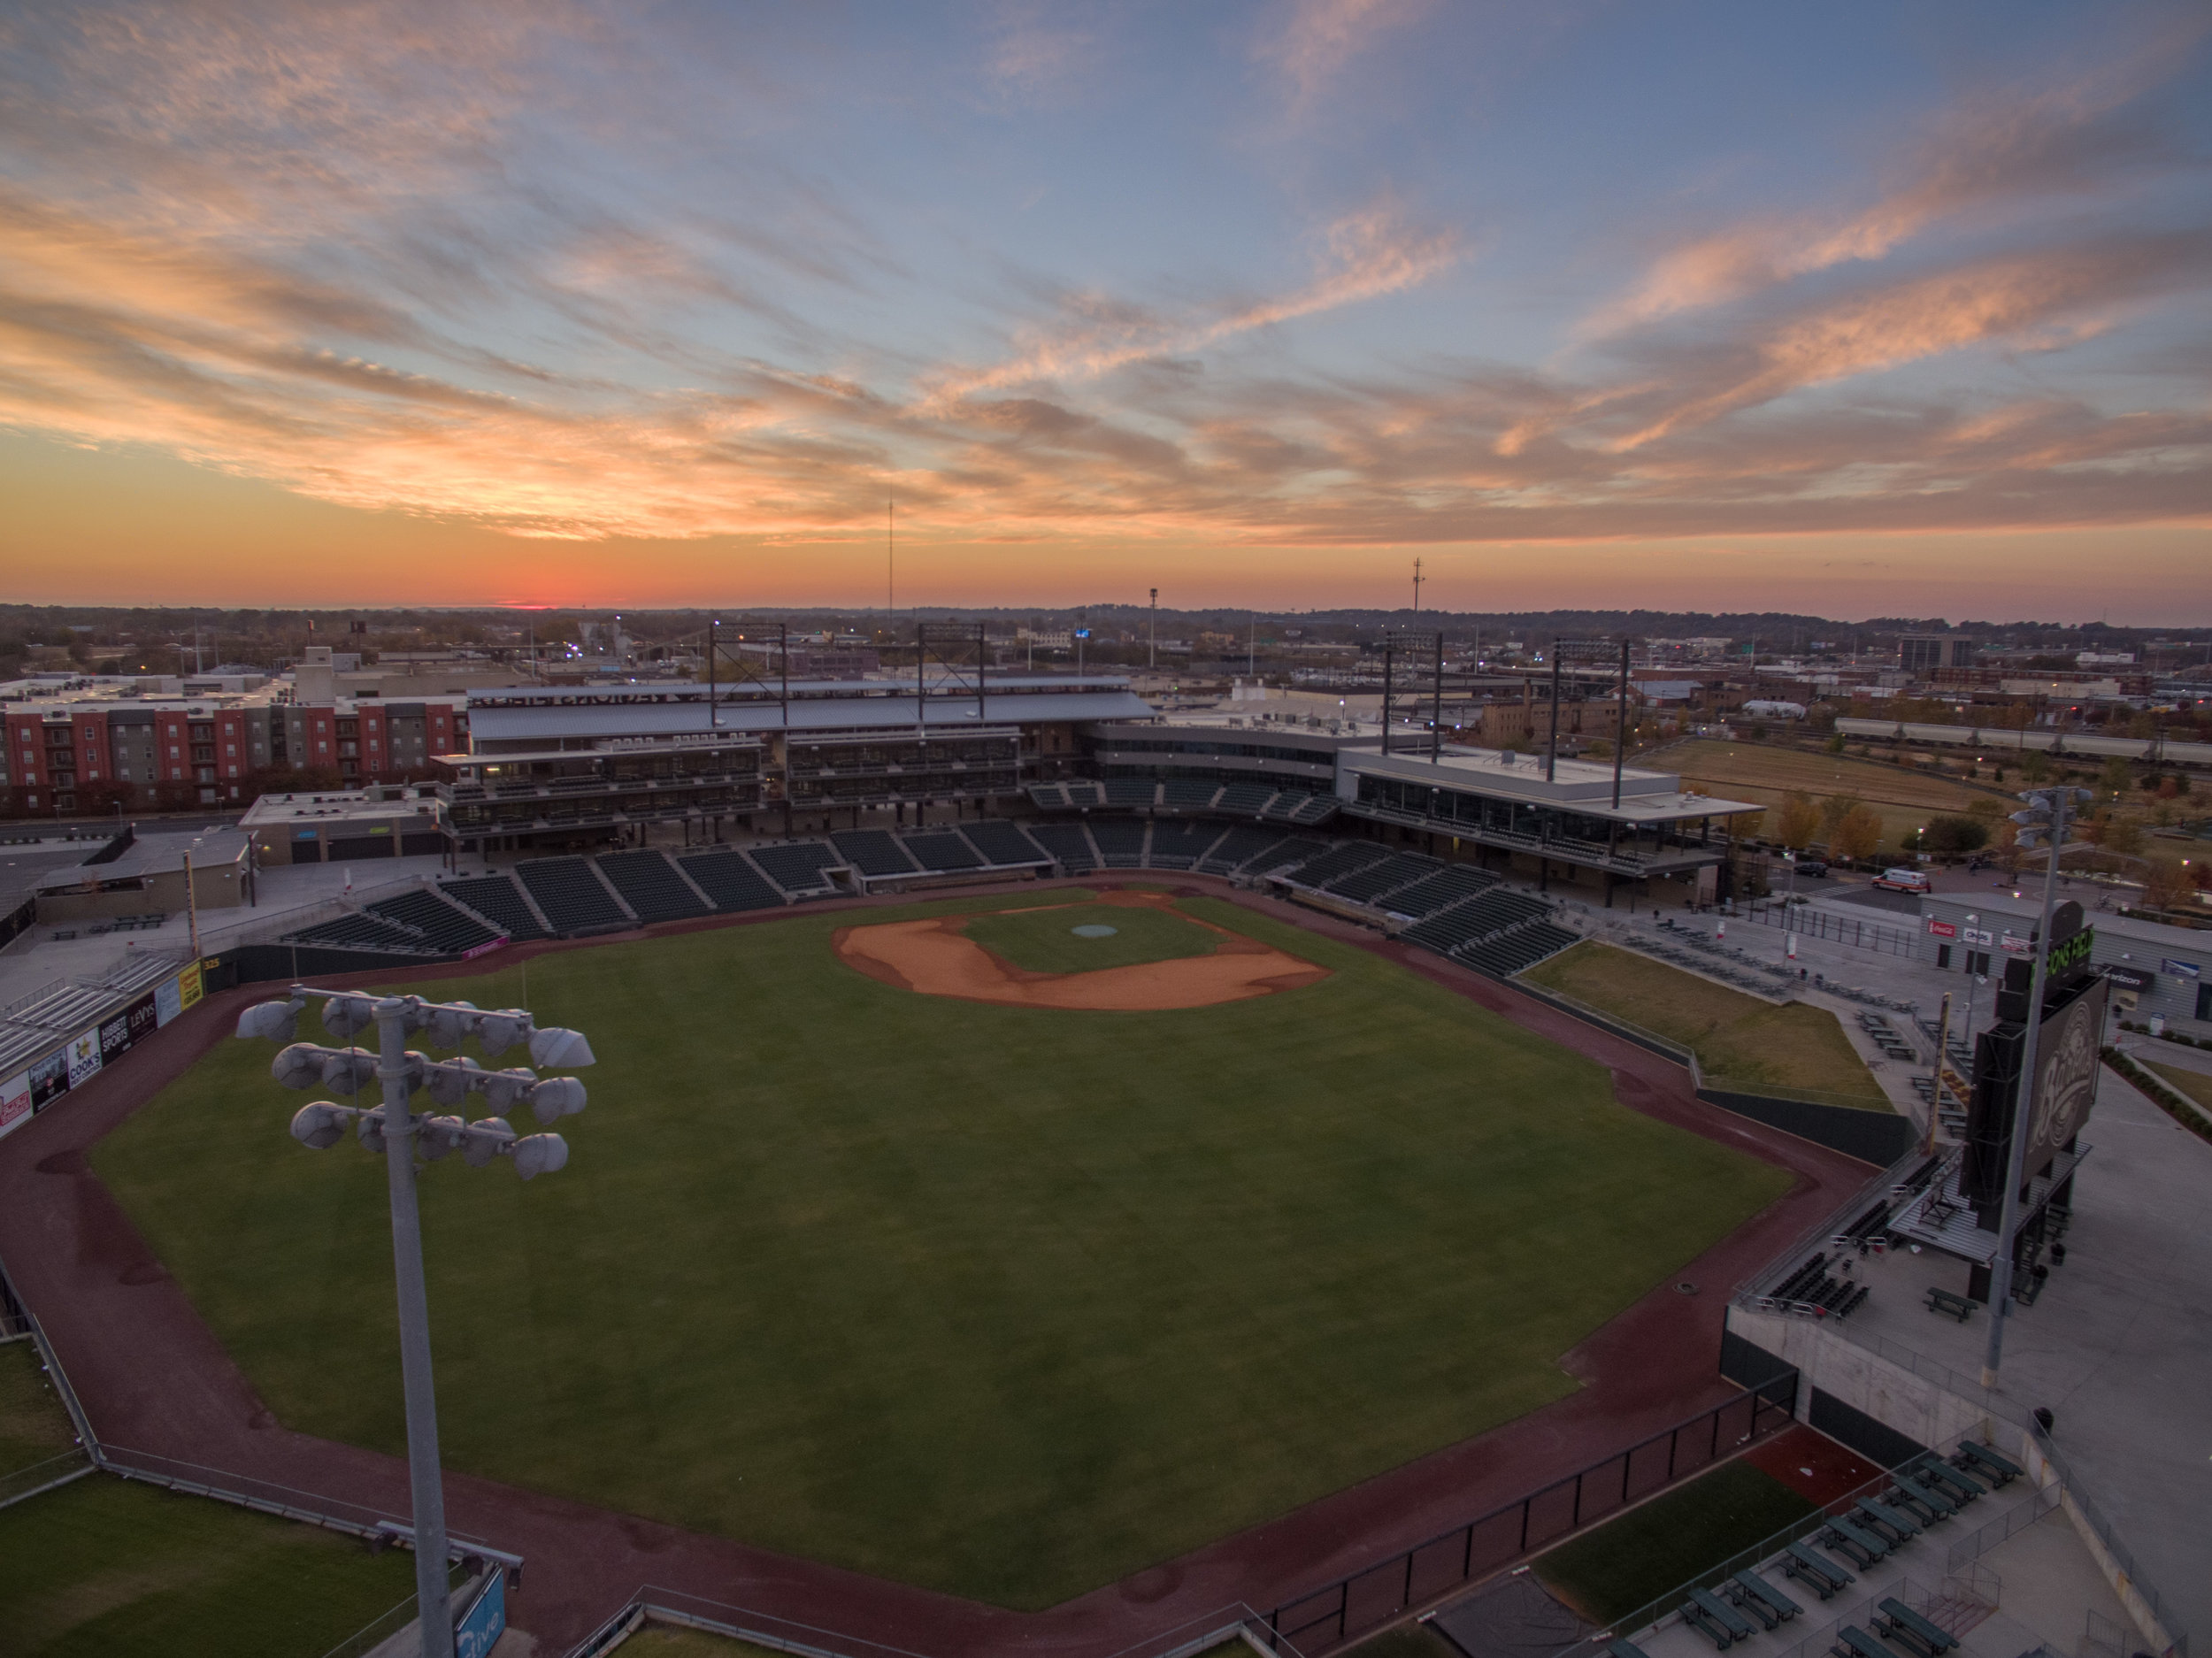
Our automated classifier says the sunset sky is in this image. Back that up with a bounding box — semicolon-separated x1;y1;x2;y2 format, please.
3;2;2208;619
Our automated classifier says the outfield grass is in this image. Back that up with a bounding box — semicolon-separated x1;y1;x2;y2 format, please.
94;892;1791;1609
1534;1458;1815;1624
0;1475;419;1655
1;1339;79;1478
1524;942;1891;1109
963;898;1221;973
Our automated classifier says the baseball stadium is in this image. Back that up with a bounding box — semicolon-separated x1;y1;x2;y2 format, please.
0;674;2192;1658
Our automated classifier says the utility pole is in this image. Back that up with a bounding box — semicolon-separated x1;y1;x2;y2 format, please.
887;498;895;616
1149;589;1158;671
1412;558;1423;618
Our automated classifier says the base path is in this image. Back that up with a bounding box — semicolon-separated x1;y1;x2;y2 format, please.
834;890;1327;1009
0;872;1871;1656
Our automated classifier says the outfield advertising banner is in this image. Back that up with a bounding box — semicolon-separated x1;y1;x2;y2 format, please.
0;1071;31;1140
66;1029;104;1089
454;1572;506;1658
28;1048;69;1109
155;973;183;1026
179;962;204;1010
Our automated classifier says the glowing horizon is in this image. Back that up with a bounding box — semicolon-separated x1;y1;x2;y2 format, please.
4;3;2208;622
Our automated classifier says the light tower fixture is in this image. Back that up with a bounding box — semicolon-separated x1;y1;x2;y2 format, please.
235;985;594;1658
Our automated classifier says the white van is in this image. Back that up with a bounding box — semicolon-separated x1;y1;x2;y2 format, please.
1873;867;1932;894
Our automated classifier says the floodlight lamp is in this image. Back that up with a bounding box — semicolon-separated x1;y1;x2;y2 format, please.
398;997;435;1034
321;1047;378;1094
426;1001;479;1050
526;1077;586;1125
511;1133;569;1181
290;1101;349;1150
357;1107;388;1155
526;1025;595;1069
478;1010;529;1057
273;1043;332;1090
322;994;376;1038
419;1115;466;1162
236;1000;302;1043
481;1066;538;1111
399;1051;431;1093
462;1117;513;1168
426;1055;481;1108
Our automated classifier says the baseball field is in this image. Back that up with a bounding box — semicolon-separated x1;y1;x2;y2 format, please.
90;887;1792;1609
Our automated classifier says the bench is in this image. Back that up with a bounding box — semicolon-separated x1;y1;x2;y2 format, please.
1683;1585;1756;1649
1609;1640;1655;1658
1913;1458;1985;1504
1875;1599;1959;1658
1724;1570;1801;1629
1820;1516;1891;1567
1888;1475;1958;1524
1924;1287;1978;1321
1782;1540;1855;1599
1853;1497;1923;1544
1954;1440;2023;1486
1832;1626;1897;1658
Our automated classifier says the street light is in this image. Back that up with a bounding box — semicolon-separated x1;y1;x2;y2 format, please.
235;986;593;1658
1982;787;2093;1389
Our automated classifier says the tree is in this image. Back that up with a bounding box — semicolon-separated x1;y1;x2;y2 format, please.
2021;749;2051;784
1922;815;1989;855
1966;795;2002;821
2098;756;2133;799
1775;792;1822;849
2141;860;2191;912
1832;804;1885;863
2102;815;2145;857
1819;793;1863;840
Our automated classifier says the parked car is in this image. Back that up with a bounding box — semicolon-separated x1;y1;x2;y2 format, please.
1793;859;1829;878
1873;866;1932;893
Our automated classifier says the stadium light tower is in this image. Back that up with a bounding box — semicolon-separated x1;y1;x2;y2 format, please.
235;986;594;1658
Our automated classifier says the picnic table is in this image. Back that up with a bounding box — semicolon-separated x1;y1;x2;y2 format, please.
1913;1458;1985;1504
1888;1475;1957;1523
1924;1287;1977;1322
1782;1540;1855;1598
1874;1598;1959;1658
1724;1570;1801;1630
1852;1497;1922;1544
1683;1585;1756;1650
1832;1626;1896;1658
1954;1440;2023;1486
1821;1516;1892;1567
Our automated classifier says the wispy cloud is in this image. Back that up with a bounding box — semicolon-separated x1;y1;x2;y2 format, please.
1253;0;1430;111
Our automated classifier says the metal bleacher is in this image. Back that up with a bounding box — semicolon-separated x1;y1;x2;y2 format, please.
1197;825;1293;874
1146;821;1224;870
748;841;844;895
1025;822;1100;873
1378;864;1497;918
1087;818;1149;867
1322;852;1436;905
900;831;984;873
830;830;919;879
1159;779;1223;812
367;888;503;954
595;849;710;924
675;848;787;912
442;874;550;941
959;819;1050;869
516;856;630;934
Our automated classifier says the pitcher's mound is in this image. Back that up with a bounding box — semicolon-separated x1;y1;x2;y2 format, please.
834;897;1327;1011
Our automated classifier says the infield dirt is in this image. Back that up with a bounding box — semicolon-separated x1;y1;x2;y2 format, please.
833;888;1329;1009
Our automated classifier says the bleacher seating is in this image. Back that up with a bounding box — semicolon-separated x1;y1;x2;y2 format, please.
1160;779;1222;811
282;911;427;955
1088;818;1148;867
831;830;919;879
749;841;843;894
367;888;502;954
1025;822;1099;872
677;849;786;912
1214;783;1277;816
517;856;630;933
1288;794;1337;825
442;874;549;941
595;849;710;923
1261;790;1317;821
1102;779;1157;808
1027;784;1070;810
1063;781;1103;808
1323;853;1436;904
960;819;1050;867
1283;843;1391;889
1379;864;1497;917
1198;825;1292;874
1455;921;1578;978
1146;821;1223;869
901;832;983;872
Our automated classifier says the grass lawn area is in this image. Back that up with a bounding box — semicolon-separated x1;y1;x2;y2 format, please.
1;1339;79;1478
95;892;1790;1610
962;898;1221;973
1663;739;1995;853
2146;1062;2212;1115
1534;1458;1815;1625
0;1474;419;1655
1524;942;1891;1110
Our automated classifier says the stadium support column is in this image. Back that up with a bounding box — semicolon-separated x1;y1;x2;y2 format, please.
1431;633;1443;764
1613;639;1630;810
378;1001;454;1658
